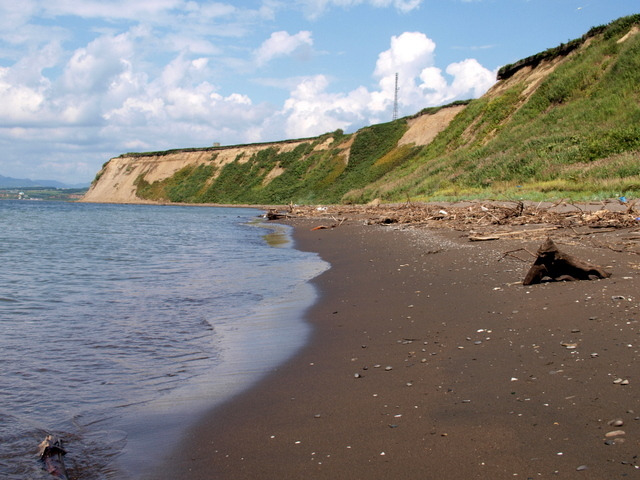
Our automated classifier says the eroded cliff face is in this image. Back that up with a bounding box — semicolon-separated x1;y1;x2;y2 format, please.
82;140;317;204
81;105;464;204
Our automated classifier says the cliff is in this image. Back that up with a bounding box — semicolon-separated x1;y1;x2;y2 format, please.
82;104;465;204
83;15;640;204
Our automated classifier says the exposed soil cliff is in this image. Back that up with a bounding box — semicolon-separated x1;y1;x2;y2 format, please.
81;104;464;204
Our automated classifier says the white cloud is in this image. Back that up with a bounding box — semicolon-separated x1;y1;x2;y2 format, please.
62;33;136;94
0;70;46;123
42;0;185;21
254;31;314;66
417;58;496;105
298;0;422;18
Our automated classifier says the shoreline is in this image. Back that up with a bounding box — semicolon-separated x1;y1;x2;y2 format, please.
152;218;639;479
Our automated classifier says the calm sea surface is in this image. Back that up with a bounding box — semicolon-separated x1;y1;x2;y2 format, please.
0;201;327;479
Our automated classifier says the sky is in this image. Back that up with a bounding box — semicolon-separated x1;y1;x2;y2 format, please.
0;0;638;185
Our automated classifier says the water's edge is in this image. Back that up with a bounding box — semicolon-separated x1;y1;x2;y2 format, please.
118;218;330;478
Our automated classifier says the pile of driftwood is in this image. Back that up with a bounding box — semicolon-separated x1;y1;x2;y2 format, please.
285;200;640;231
271;200;640;256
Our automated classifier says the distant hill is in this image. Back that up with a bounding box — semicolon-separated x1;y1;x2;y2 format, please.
84;14;640;204
0;175;89;189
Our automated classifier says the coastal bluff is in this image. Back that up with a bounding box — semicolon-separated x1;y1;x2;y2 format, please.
81;104;464;205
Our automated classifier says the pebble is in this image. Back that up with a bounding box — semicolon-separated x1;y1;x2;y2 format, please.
605;430;625;438
608;419;624;427
354;373;362;378
576;465;588;471
604;438;625;445
385;366;393;371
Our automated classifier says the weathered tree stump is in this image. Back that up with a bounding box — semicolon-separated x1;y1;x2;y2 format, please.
523;238;611;285
38;435;68;480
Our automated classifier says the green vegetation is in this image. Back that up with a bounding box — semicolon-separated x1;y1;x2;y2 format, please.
360;14;640;202
120;15;640;205
0;187;88;201
132;122;413;204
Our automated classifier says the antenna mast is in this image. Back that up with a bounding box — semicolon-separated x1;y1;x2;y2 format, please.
392;72;399;121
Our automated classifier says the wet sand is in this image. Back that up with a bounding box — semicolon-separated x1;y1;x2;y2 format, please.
153;219;640;479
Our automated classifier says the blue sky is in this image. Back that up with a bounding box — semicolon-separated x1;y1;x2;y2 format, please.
0;0;637;184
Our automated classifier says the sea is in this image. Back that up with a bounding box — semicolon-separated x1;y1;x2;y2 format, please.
0;200;328;479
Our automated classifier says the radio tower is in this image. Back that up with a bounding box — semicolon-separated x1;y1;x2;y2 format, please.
392;72;399;121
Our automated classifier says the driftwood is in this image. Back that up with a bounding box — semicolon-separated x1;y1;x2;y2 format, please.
523;238;611;285
265;209;288;220
38;435;69;480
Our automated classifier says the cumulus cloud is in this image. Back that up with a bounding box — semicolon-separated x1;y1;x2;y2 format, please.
254;31;313;66
274;31;496;138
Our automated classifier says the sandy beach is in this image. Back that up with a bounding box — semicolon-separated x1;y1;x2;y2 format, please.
153;213;640;479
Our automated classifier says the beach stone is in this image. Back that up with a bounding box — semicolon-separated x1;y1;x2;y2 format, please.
385;366;393;371
576;465;588;471
605;430;625;437
608;419;624;427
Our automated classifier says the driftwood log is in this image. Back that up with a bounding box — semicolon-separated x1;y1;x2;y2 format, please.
523;238;611;285
38;435;69;480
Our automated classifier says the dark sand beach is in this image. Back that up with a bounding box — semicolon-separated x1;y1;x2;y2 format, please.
154;213;640;479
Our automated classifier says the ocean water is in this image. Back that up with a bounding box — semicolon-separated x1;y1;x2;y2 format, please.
0;201;327;479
